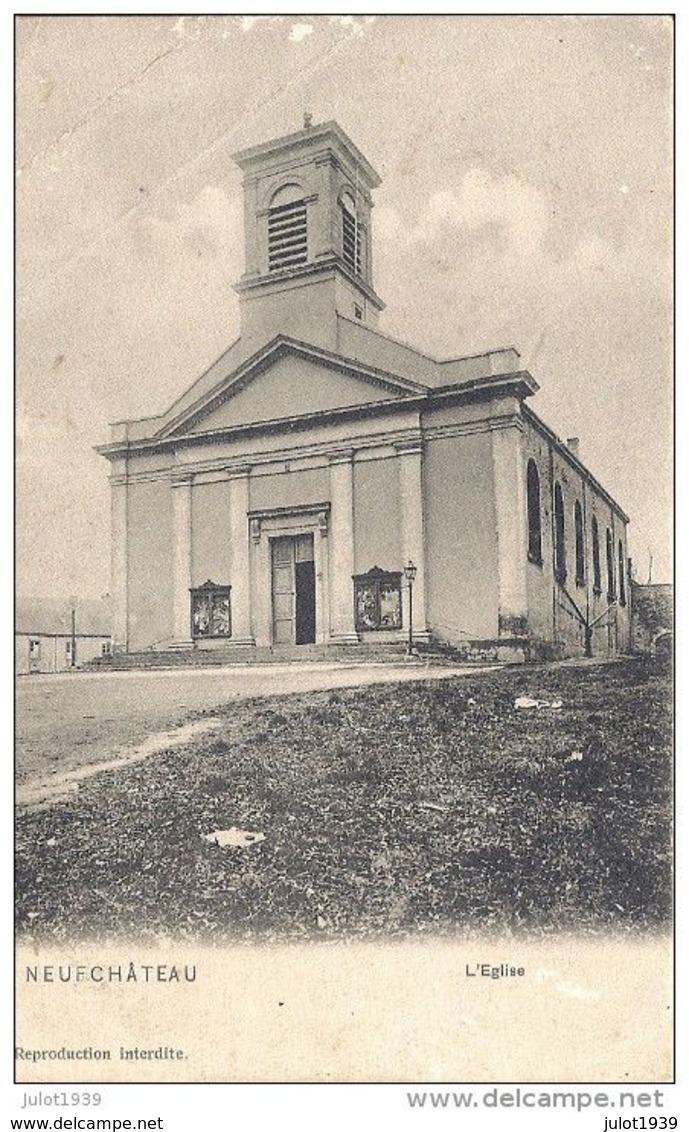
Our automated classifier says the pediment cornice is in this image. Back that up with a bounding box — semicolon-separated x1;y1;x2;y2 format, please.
96;368;539;462
157;335;429;441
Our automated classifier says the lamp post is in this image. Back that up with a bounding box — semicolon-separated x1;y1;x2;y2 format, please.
68;595;77;669
403;559;417;656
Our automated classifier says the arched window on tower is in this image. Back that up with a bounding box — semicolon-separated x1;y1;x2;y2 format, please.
618;539;627;607
268;183;308;272
340;190;362;275
526;459;542;565
606;528;616;601
554;482;566;585
574;500;585;586
591;515;602;594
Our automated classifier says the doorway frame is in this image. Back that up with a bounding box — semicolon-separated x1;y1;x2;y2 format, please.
271;533;317;646
248;503;331;647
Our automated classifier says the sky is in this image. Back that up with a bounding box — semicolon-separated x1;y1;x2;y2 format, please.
15;13;673;601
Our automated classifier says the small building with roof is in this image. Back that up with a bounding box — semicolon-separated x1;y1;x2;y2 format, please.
16;597;112;675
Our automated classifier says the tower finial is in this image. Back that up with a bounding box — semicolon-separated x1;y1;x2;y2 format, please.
303;111;313;129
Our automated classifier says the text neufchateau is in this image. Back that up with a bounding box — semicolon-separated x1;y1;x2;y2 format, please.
25;964;196;984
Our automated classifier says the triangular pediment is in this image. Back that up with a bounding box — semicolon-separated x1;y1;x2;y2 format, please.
159;337;426;438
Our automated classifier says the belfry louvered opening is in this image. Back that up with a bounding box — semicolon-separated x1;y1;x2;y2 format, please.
341;192;361;275
268;198;308;272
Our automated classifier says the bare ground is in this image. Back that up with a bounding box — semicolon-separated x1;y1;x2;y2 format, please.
15;656;672;944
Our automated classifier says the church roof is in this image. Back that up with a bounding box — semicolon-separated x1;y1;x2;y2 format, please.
101;323;535;449
522;405;629;523
335;315;522;388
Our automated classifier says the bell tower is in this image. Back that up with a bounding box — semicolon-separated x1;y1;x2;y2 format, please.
232;119;385;350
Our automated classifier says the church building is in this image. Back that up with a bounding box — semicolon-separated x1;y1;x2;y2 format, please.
98;119;631;661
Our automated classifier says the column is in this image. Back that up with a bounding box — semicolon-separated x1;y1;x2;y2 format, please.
491;424;529;637
171;474;194;647
228;466;254;645
396;440;430;641
110;468;128;653
328;450;358;643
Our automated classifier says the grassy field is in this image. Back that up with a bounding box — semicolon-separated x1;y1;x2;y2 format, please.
15;657;672;943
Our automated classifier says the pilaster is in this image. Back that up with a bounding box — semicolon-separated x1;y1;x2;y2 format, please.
396;439;430;641
227;466;255;645
111;474;128;653
171;474;194;647
328;449;358;643
242;176;260;279
491;424;529;637
314;153;335;260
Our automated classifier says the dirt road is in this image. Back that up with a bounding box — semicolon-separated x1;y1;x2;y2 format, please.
16;662;484;795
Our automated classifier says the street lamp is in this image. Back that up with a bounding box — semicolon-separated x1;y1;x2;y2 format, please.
403;560;417;656
68;594;77;669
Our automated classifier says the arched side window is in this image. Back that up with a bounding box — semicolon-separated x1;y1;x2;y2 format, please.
606;528;616;600
526;459;542;565
341;190;362;275
618;539;627;607
268;183;308;272
591;516;602;593
554;482;566;584
574;501;585;586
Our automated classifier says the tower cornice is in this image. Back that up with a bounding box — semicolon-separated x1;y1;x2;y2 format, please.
233;256;385;313
232;120;381;188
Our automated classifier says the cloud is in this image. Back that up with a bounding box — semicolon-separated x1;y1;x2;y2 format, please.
409;168;550;264
172;16;207;39
18;182;244;448
379;164;648;324
235;15;322;42
289;23;314;44
136;184;243;264
237;16;282;35
375;162;637;368
372;206;404;244
570;234;615;273
328;16;376;36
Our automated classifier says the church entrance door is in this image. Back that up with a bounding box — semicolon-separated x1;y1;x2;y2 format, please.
271;534;316;645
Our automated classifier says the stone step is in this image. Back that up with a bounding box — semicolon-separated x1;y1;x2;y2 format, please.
85;635;522;671
87;641;413;670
